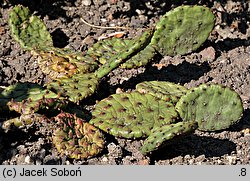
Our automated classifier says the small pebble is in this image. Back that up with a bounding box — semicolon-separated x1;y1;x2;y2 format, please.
24;156;31;164
82;0;92;6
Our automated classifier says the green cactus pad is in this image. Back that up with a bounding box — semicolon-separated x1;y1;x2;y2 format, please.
52;112;105;159
9;5;53;51
85;37;133;65
140;121;197;154
86;29;154;68
90;92;178;139
36;48;98;80
175;84;244;131
136;81;187;104
120;44;156;69
45;73;99;103
0;82;66;114
150;5;215;56
94;29;154;78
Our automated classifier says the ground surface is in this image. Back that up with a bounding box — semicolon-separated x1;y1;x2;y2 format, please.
0;0;249;165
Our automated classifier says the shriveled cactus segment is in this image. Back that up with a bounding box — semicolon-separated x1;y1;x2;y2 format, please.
36;48;98;80
136;81;187;104
140;121;197;154
90;92;178;139
175;84;244;131
1;83;65;114
9;5;53;51
45;73;99;103
52;112;105;159
150;5;215;56
1;113;46;130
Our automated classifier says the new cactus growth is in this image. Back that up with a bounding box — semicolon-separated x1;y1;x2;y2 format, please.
52;112;105;159
90;92;178;139
8;5;53;51
140;121;197;154
175;84;244;131
150;5;215;56
136;81;187;104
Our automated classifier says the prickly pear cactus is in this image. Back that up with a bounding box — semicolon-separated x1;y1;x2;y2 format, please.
0;82;66;115
94;28;154;78
36;48;98;80
120;44;156;69
150;5;215;56
175;84;244;131
85;29;154;69
85;37;133;65
90;92;178;139
46;29;153;103
52;112;105;159
45;73;99;103
140;121;197;154
136;81;187;104
8;5;53;51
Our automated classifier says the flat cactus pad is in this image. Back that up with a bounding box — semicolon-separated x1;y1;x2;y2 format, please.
86;37;133;65
52;112;105;159
9;5;53;50
150;5;215;56
45;73;99;103
120;44;156;69
90;92;178;139
175;84;244;131
136;81;187;104
140;121;198;154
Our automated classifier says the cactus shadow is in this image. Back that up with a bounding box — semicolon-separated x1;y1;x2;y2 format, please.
117;0;202;20
214;37;250;54
229;108;250;132
51;28;70;48
0;127;40;163
149;134;237;162
120;61;211;90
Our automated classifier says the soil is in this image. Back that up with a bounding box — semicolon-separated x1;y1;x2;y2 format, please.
0;0;249;165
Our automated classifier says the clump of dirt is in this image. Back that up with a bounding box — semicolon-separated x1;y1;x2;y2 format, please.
0;0;249;165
